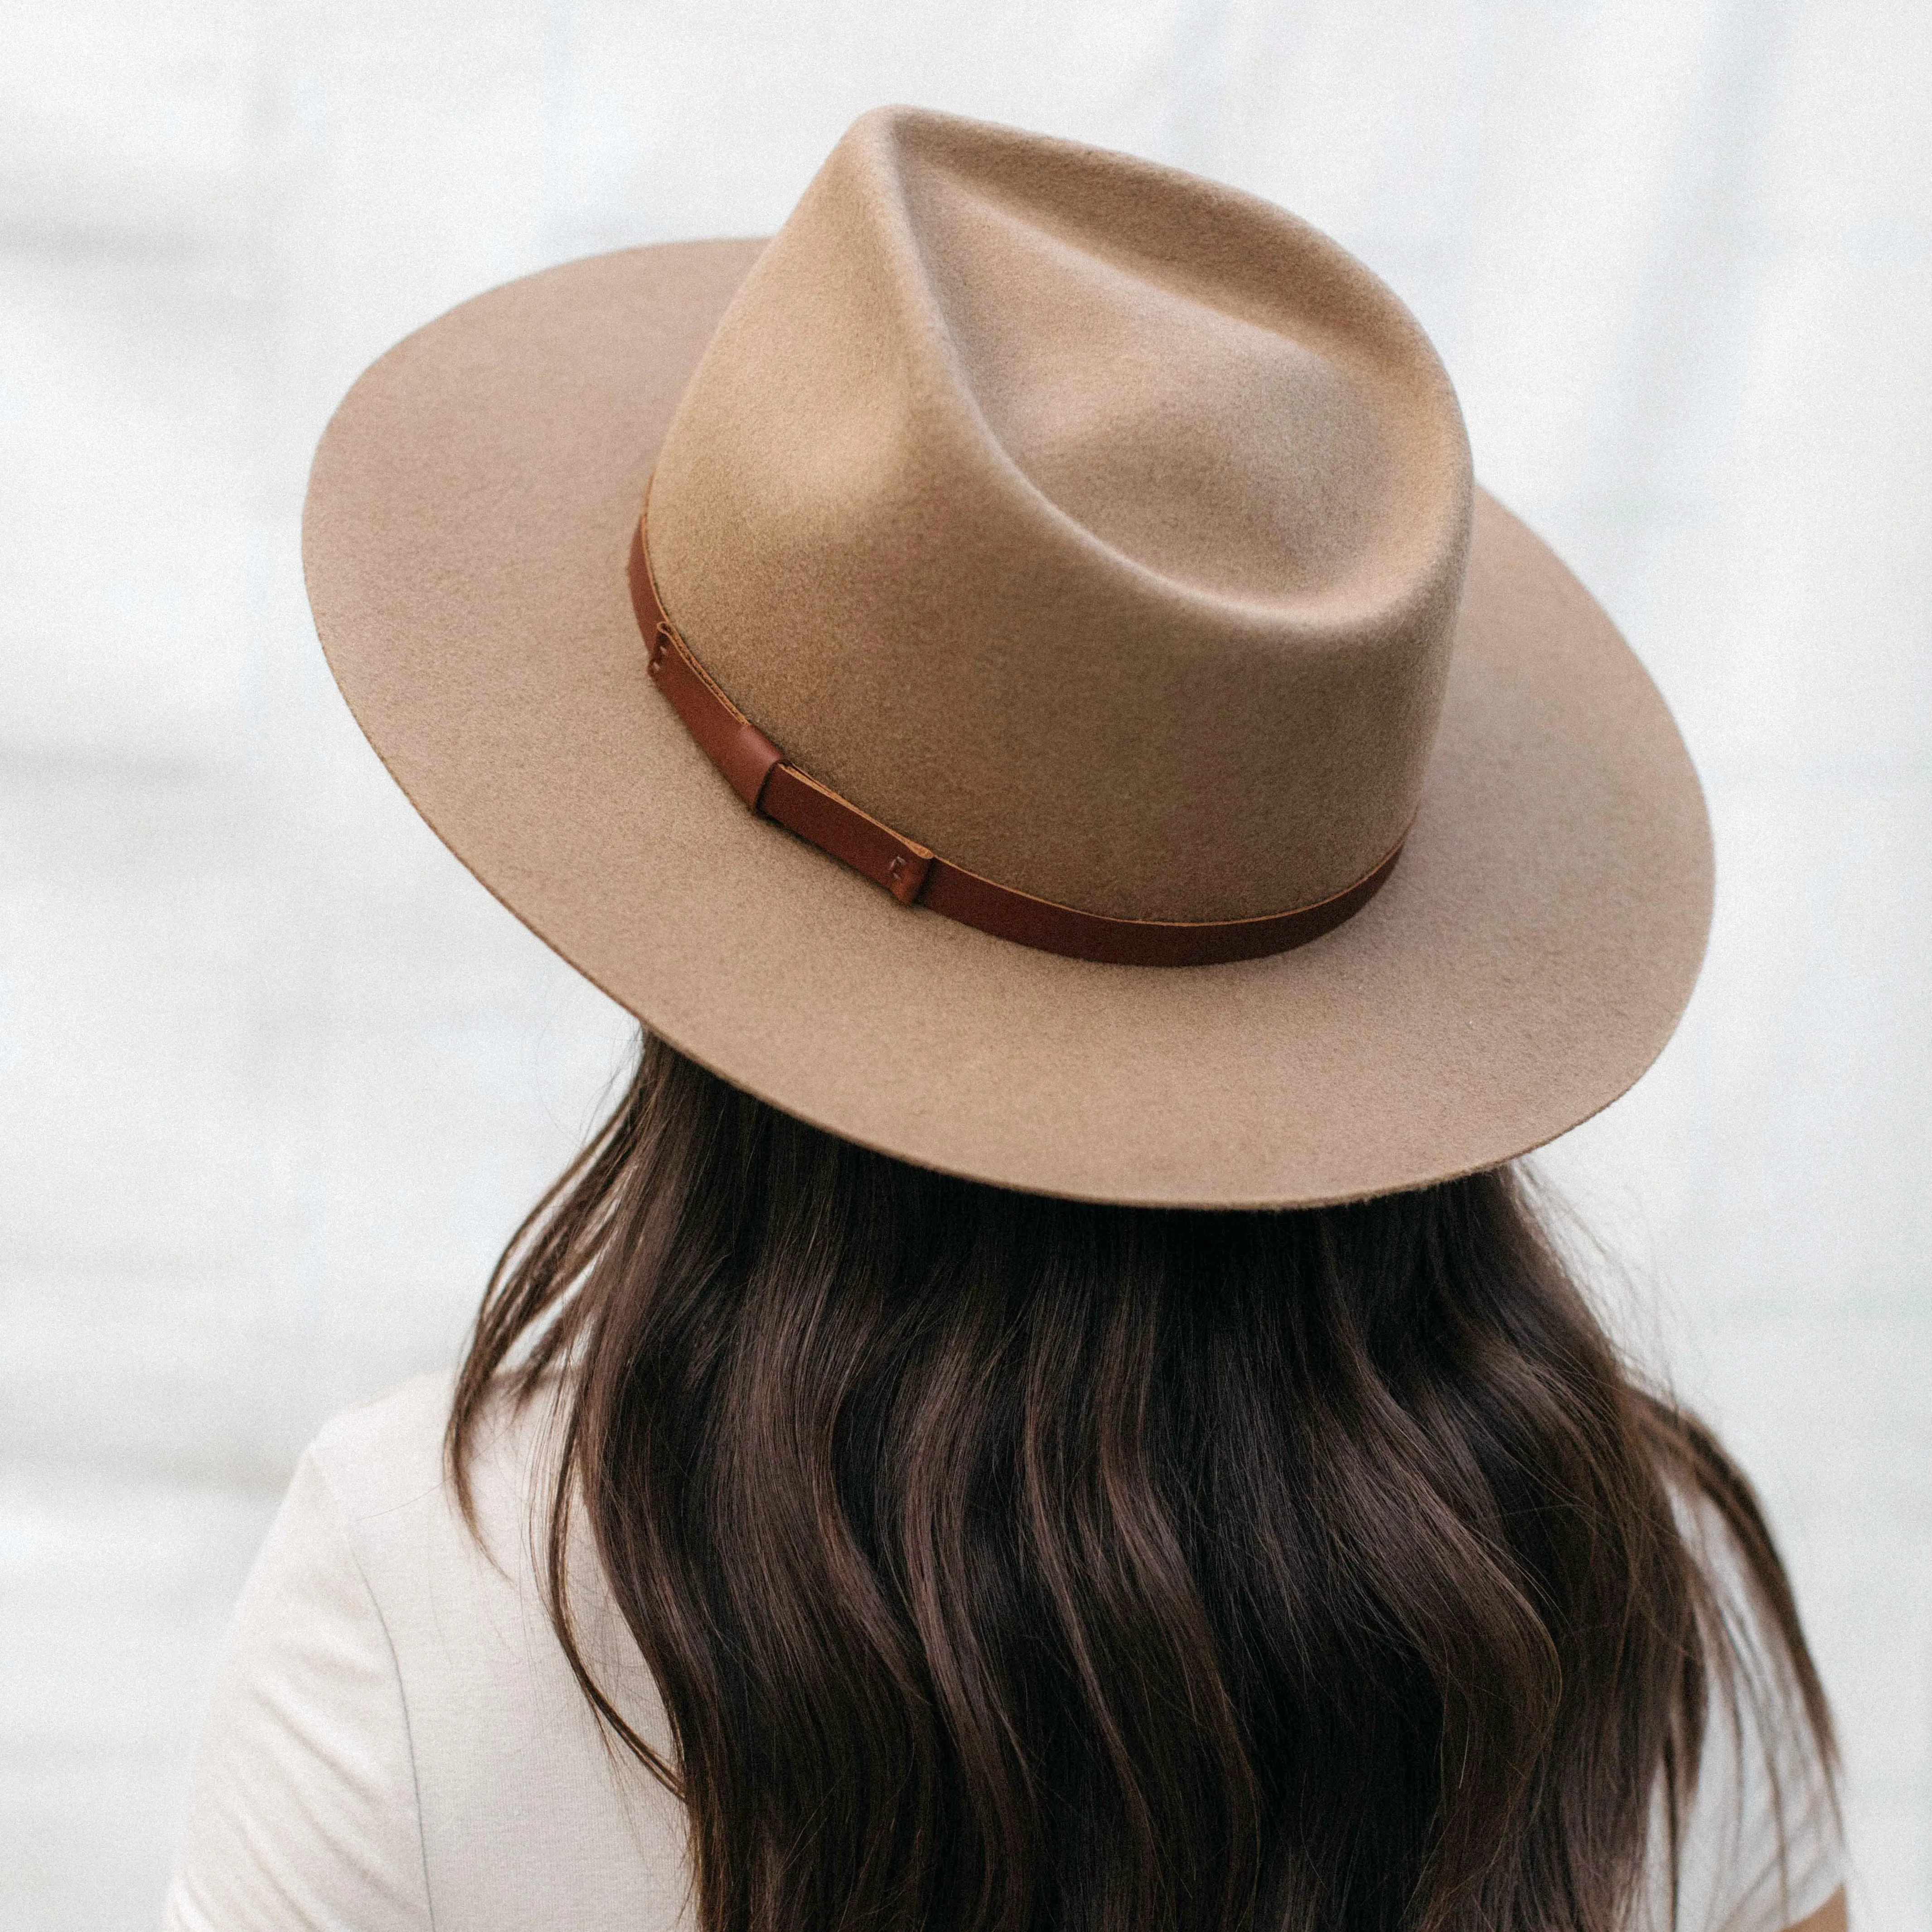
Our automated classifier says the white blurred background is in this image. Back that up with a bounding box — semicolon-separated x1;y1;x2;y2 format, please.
2;2;1927;1925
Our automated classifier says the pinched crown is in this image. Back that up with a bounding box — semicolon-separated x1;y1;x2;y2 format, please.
646;107;1472;923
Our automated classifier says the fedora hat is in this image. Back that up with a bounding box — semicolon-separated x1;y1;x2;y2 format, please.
303;106;1711;1207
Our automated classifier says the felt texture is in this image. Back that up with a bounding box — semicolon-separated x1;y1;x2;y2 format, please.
301;134;1712;1208
649;109;1473;920
632;512;1410;963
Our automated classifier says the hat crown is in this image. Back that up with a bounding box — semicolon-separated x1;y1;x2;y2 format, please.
648;107;1473;921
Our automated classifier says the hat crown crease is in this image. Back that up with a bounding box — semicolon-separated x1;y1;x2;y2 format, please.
648;106;1475;924
896;132;1449;626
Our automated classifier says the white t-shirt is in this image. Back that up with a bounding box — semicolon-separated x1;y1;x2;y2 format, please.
164;1375;1843;1932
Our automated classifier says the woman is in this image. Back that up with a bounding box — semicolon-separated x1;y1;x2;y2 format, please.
168;109;1844;1932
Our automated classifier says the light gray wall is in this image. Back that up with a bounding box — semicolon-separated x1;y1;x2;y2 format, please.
2;2;1926;1925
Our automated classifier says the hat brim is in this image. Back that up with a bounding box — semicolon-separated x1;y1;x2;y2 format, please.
304;239;1711;1208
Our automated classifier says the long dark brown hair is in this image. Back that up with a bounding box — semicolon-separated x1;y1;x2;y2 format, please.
451;1031;1833;1932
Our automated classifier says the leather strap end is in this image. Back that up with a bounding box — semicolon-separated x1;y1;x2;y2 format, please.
717;719;784;812
762;763;935;904
648;619;782;810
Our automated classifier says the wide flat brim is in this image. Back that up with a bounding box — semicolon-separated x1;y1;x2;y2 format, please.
304;238;1712;1208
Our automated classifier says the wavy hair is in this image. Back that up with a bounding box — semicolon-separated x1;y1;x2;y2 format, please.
451;1032;1832;1932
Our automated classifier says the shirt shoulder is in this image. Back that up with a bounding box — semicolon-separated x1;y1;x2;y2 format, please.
1641;1488;1845;1932
305;1370;456;1522
171;1374;692;1932
164;1431;434;1932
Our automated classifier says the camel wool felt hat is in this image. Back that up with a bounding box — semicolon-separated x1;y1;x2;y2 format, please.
303;105;1712;1208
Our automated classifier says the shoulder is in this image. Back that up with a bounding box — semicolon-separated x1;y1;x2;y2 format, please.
293;1370;589;1721
306;1370;457;1520
171;1372;689;1932
300;1370;569;1635
1644;1482;1845;1932
327;1373;690;1922
305;1368;558;1574
165;1390;443;1930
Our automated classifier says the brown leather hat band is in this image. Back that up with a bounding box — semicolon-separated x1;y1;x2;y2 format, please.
629;514;1404;967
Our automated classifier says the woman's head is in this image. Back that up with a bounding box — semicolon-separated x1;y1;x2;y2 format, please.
453;1033;1830;1932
